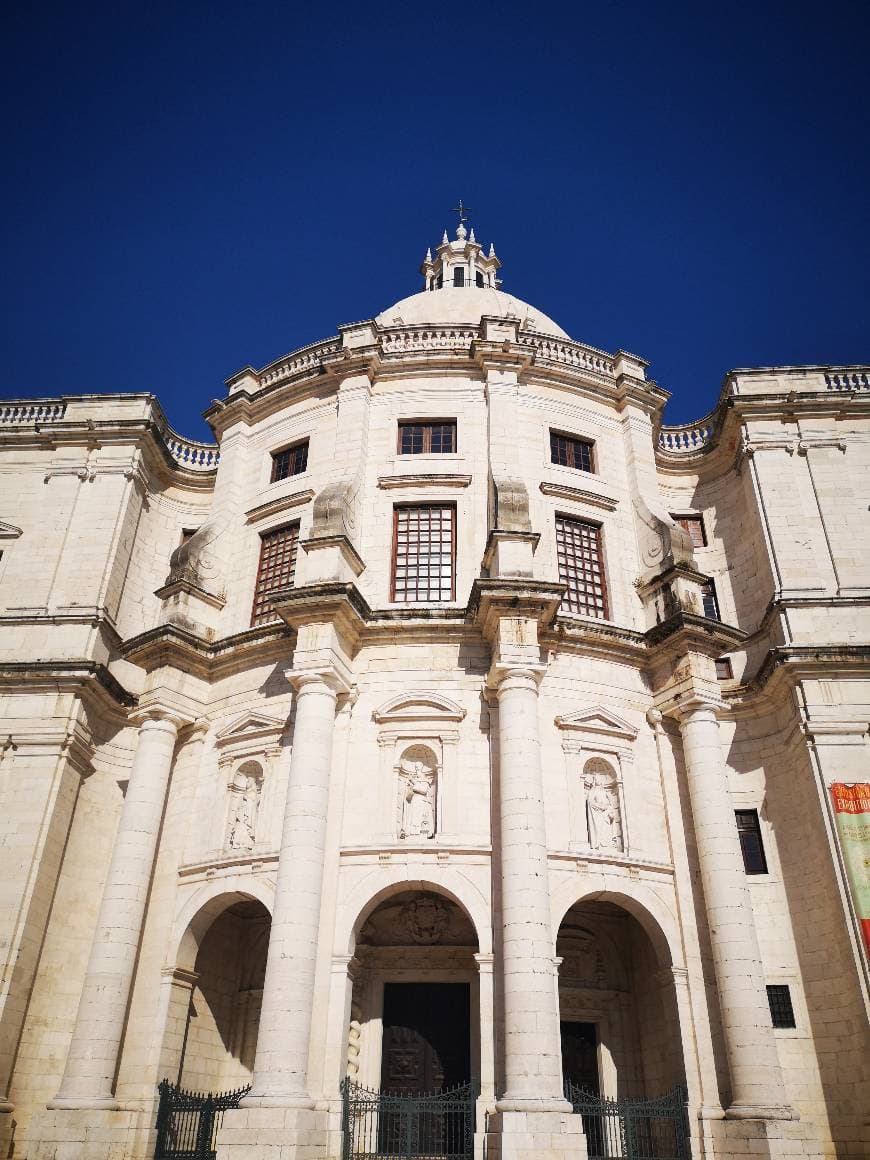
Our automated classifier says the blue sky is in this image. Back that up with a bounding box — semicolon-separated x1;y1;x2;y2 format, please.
2;0;868;440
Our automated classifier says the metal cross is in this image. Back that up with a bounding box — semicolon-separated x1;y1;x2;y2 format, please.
452;199;470;226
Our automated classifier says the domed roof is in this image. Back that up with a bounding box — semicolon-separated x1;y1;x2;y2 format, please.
376;285;569;340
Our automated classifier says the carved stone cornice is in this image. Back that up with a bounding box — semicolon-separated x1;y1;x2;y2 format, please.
539;480;619;510
469;577;565;642
0;660;135;710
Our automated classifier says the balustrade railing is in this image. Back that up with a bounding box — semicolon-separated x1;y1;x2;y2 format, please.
657;420;714;455
380;326;478;355
258;337;341;387
0;401;67;424
825;369;870;391
519;332;615;375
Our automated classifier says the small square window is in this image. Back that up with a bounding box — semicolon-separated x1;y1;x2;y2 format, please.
672;514;707;548
550;431;595;473
271;440;309;483
715;658;733;680
766;985;796;1029
398;420;457;455
735;809;768;874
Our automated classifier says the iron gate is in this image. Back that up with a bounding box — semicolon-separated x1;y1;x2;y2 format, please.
154;1079;250;1159
341;1078;476;1160
564;1082;689;1160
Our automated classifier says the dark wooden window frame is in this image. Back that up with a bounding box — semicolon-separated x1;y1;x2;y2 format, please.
735;808;768;874
555;513;609;619
250;521;301;626
270;439;309;483
715;657;734;680
397;420;457;456
390;503;456;604
671;513;707;548
766;985;796;1029
550;430;596;474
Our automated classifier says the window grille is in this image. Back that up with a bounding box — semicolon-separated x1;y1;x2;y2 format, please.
672;514;707;548
391;505;455;603
766;985;796;1029
555;515;608;619
453;267;465;287
251;523;299;626
550;431;595;473
398;421;456;455
701;580;720;620
270;440;309;483
735;809;768;874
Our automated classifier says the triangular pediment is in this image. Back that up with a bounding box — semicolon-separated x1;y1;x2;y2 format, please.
373;692;466;724
554;705;638;741
215;711;286;745
0;521;23;539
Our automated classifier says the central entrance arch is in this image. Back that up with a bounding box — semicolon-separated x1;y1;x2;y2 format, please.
347;889;480;1093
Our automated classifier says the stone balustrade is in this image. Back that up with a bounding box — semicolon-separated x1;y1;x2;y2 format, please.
657;418;714;455
519;331;615;375
825;368;870;391
0;401;67;424
258;337;341;387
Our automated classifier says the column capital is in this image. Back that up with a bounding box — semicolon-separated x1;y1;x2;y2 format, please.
664;693;726;726
488;663;546;695
129;699;198;733
473;952;495;973
285;665;353;698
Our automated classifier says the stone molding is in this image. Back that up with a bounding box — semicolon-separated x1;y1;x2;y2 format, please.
539;479;619;510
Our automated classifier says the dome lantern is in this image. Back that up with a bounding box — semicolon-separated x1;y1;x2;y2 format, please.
419;206;501;292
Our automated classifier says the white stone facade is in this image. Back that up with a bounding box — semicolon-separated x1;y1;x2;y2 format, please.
0;225;868;1159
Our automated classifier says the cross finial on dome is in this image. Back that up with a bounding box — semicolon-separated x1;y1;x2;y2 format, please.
452;199;470;229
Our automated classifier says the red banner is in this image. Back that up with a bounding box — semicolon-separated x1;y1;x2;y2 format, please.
830;783;870;955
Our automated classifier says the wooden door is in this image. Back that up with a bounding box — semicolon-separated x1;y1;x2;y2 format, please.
381;983;471;1093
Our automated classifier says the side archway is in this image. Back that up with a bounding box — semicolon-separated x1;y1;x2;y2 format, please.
159;886;273;1092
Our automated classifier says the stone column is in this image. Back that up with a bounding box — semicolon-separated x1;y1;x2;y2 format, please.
493;667;570;1111
474;953;496;1105
51;710;183;1107
675;698;791;1118
244;670;340;1107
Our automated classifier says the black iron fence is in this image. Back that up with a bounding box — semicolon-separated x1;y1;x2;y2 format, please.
564;1082;689;1160
155;1079;250;1159
341;1078;476;1160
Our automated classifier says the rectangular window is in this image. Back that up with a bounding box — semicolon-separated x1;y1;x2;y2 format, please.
251;523;300;626
555;515;608;619
398;420;457;455
270;440;309;483
715;658;734;680
550;431;595;473
391;504;455;603
766;985;796;1029
672;514;707;548
475;271;485;287
453;267;465;287
701;580;720;620
735;809;768;874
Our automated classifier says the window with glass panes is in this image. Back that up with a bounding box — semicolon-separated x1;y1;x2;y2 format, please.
672;514;707;548
251;523;300;626
391;505;455;603
766;985;796;1028
555;515;608;618
398;421;456;455
701;580;720;619
270;440;309;482
735;809;768;874
550;431;595;473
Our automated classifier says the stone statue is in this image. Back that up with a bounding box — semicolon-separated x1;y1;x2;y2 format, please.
584;771;622;852
398;757;436;839
228;776;260;851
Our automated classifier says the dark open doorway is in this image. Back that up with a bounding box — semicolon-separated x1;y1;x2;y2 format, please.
561;1020;600;1094
381;983;471;1093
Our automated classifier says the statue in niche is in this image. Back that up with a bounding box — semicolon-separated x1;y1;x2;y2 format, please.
583;761;623;852
228;772;261;851
397;752;436;839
